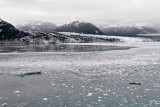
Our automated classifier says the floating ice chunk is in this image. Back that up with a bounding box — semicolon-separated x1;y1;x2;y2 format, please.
104;94;108;96
149;100;160;106
51;84;55;86
15;91;20;93
153;83;160;88
2;103;7;106
98;97;102;99
122;98;128;103
98;99;102;102
87;93;92;96
43;98;48;101
14;71;41;77
145;89;152;91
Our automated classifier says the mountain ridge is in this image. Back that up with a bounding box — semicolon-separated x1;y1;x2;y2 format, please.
16;21;57;33
0;19;19;39
55;21;105;35
102;26;160;36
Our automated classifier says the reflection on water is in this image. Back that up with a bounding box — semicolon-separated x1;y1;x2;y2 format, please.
0;43;132;53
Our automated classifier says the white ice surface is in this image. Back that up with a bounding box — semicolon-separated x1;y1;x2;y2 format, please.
59;32;153;43
0;42;159;75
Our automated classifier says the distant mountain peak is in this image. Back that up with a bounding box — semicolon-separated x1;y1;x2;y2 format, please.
102;25;160;36
55;21;104;35
71;20;80;27
16;21;57;33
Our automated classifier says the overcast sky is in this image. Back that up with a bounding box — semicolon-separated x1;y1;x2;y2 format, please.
0;0;160;26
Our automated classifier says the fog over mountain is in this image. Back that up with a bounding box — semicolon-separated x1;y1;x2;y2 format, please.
1;0;160;27
102;26;160;36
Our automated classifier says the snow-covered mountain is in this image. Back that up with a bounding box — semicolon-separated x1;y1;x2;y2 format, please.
16;21;57;33
102;26;160;36
0;19;116;43
0;18;19;39
55;21;105;35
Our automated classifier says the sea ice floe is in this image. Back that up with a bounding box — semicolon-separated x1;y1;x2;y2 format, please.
149;100;160;106
145;88;152;91
62;84;66;86
51;83;55;86
98;97;102;99
87;93;92;96
43;98;48;101
153;83;160;88
2;103;7;106
14;91;20;93
98;99;102;102
103;94;108;96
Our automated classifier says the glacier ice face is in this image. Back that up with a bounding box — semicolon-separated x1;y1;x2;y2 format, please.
59;32;153;43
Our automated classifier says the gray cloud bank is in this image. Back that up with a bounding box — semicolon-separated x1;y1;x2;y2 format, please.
0;0;160;26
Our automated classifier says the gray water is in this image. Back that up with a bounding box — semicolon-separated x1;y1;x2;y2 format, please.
0;43;132;53
0;43;160;107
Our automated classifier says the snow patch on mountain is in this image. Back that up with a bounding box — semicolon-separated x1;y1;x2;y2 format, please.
16;21;57;33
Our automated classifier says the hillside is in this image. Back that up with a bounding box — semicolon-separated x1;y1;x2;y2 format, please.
0;18;19;39
55;21;105;35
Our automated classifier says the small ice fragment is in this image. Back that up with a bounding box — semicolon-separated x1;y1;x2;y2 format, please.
122;98;128;103
145;89;151;91
98;97;102;99
15;91;20;93
51;84;55;86
2;103;7;106
43;98;48;101
149;100;160;105
81;86;85;88
104;94;108;96
98;99;102;102
153;83;160;88
78;101;81;103
62;84;66;86
87;93;92;96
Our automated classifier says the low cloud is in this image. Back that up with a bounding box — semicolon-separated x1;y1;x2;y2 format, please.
0;0;160;26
